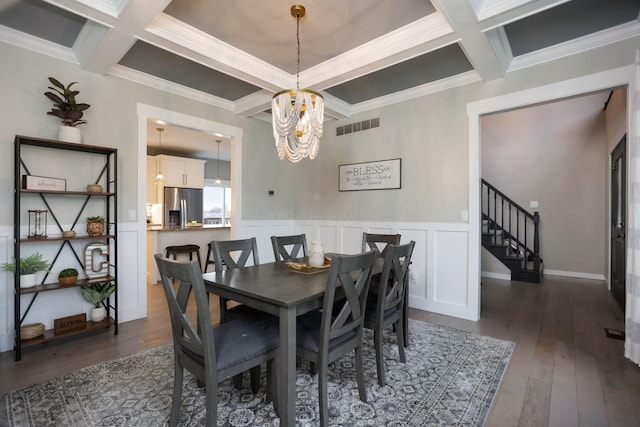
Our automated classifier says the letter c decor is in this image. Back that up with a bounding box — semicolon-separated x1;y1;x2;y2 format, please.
84;242;110;278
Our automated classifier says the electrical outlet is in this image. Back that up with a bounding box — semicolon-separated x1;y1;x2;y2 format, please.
530;201;539;208
128;209;136;221
268;190;275;196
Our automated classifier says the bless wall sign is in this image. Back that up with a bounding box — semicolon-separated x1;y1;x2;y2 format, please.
339;158;401;191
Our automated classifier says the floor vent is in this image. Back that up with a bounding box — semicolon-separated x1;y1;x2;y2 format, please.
336;117;380;136
604;328;625;340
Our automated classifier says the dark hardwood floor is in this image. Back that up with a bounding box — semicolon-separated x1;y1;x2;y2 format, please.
1;275;639;426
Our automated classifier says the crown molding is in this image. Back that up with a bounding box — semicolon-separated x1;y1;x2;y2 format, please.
484;26;513;75
109;65;235;111
0;25;78;63
509;20;640;71
74;0;128;17
351;70;482;114
477;0;571;31
233;90;273;117
73;20;111;69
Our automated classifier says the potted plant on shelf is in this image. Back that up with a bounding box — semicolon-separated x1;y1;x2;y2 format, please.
86;216;105;236
44;77;90;143
1;252;50;288
58;268;79;286
81;282;116;322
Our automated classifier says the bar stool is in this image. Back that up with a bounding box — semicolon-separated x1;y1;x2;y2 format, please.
204;242;216;273
165;244;202;271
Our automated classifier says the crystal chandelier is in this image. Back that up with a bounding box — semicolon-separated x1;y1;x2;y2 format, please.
272;4;324;162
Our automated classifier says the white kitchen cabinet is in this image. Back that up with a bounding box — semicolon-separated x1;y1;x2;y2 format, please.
157;154;205;189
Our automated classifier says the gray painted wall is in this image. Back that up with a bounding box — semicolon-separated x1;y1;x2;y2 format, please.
0;34;637;238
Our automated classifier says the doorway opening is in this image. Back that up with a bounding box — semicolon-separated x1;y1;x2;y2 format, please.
136;103;244;318
468;67;634;320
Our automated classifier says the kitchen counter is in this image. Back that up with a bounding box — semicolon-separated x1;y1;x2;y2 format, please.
146;225;230;232
146;226;232;283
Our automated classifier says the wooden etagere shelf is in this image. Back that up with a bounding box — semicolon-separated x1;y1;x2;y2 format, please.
13;135;119;361
19;275;117;295
19;234;116;243
20;317;115;348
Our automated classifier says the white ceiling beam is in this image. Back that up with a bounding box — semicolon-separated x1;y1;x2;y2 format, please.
145;13;291;92
476;0;572;31
46;0;173;75
301;13;457;91
434;0;508;81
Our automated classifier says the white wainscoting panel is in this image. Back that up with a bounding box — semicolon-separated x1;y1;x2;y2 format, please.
317;226;340;254
0;227;11;353
239;220;476;321
342;226;364;254
430;230;469;318
118;224;145;323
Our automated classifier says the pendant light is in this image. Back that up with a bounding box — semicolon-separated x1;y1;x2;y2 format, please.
271;4;324;162
155;127;165;184
215;139;222;185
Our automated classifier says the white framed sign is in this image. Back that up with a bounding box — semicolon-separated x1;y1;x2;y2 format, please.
339;158;401;191
22;175;66;191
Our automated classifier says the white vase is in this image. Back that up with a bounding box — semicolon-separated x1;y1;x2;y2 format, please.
309;241;325;267
19;273;37;288
91;306;107;322
58;125;81;143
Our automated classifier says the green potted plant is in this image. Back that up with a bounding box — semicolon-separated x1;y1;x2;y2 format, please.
1;252;50;288
86;216;105;236
58;268;79;286
44;77;90;143
81;283;116;322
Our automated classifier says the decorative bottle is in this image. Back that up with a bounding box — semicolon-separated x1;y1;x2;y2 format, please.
309;241;325;267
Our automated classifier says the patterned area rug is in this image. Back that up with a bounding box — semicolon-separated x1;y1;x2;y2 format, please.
0;320;514;426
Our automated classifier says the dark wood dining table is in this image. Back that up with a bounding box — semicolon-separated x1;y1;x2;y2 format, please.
202;259;331;427
201;255;407;426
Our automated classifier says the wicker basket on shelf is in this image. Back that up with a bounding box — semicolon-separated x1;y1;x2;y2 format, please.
20;322;45;340
87;184;103;193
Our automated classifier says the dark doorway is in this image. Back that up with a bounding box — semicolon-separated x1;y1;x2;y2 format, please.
611;135;626;310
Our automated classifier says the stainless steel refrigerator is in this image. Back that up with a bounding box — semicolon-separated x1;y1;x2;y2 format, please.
164;187;203;227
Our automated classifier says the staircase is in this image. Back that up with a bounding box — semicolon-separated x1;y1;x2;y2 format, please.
482;179;542;283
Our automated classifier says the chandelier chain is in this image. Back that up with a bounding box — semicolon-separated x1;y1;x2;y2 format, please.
296;10;300;90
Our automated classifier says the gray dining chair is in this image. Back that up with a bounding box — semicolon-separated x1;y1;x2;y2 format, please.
364;241;415;387
211;237;276;391
153;254;279;427
361;232;410;347
211;237;273;324
271;234;308;261
296;251;376;427
361;232;401;257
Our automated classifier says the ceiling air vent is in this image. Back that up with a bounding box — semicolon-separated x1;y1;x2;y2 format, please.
336;117;380;136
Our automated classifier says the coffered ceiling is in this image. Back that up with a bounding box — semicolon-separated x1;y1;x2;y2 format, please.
1;0;639;137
